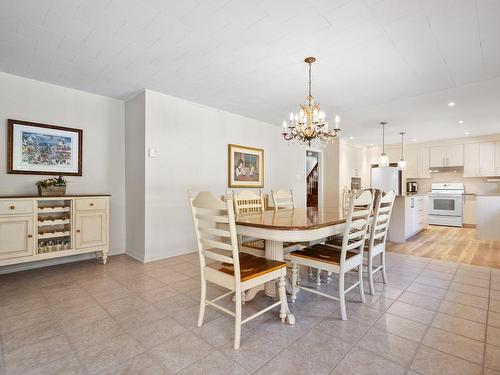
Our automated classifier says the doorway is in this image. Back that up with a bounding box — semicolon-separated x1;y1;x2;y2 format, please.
306;150;322;208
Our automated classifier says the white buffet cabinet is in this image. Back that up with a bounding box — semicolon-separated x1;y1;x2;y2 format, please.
388;195;429;243
0;195;109;267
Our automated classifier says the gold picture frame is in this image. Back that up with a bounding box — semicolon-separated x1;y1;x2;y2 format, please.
228;144;264;188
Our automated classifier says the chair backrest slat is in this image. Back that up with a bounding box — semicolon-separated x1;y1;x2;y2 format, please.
272;189;295;210
339;190;374;263
367;190;396;250
233;190;265;214
189;191;242;286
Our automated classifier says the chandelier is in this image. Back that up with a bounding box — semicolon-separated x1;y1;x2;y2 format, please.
282;57;340;146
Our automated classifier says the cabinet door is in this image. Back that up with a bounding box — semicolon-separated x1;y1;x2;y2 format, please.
417;148;431;178
464;143;479;177
75;212;107;249
0;216;34;260
446;144;464;167
386;148;401;164
405;148;418;179
463;195;476;225
430;146;446;167
480;142;496;176
495;141;500;176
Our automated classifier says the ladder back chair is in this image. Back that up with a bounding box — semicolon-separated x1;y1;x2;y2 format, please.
271;189;295;210
232;190;266;256
366;190;396;295
188;191;295;349
289;190;374;320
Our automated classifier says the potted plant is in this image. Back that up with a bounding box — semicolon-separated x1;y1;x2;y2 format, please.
37;176;67;196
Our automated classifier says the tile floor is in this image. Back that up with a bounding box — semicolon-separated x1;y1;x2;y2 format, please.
0;252;499;374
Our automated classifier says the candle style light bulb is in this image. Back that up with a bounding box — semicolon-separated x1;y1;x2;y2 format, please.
282;121;287;130
290;112;293;121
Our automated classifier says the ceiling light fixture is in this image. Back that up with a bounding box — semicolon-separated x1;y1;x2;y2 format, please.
398;132;407;170
459;120;464;124
282;57;340;146
378;122;389;167
465;131;470;135
448;102;456;107
413;138;417;142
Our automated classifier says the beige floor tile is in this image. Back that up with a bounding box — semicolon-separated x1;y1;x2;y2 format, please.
120;274;165;293
387;301;435;324
331;347;406;375
134;285;180;304
374;313;428;342
0;295;48;318
398;291;442;311
176;350;247;375
449;282;490;298
101;294;150;316
4;335;72;375
411;345;481;375
23;354;86;375
64;317;124;351
486;344;500;371
487;325;500;347
455;269;490;280
56;303;109;329
357;327;419;366
413;275;451;289
77;333;144;374
490;311;500;328
99;352;168;375
407;283;447;299
445;290;489;310
314;317;372;345
419;270;454;281
113;305;167;331
149;331;213;373
491;299;500;313
438;300;488;323
1;320;61;353
128;316;186;349
485;369;500;375
491;289;500;301
492;281;500;291
0;307;55;335
423;327;484;364
432;312;486;341
153;293;198;316
254;346;330;375
90;286;134;304
453;275;490;288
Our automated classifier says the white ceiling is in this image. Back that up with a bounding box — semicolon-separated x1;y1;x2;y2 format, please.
1;0;499;145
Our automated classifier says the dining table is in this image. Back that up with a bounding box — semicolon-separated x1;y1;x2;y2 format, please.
235;206;351;300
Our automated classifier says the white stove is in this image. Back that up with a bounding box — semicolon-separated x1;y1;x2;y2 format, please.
429;183;464;227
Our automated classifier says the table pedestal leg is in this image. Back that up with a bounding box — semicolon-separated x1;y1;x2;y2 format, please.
264;239;284;297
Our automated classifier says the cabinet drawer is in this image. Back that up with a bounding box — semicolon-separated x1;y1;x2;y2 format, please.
0;200;34;215
75;198;107;211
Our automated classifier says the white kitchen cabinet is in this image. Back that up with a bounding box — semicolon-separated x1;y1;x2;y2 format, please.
430;146;447;167
464;143;480;177
0;195;109;267
430;144;463;167
405;148;418;179
479;142;496;176
496;141;500;176
463;195;476;226
388;195;429;243
417;148;431;178
464;142;498;177
0;216;34;260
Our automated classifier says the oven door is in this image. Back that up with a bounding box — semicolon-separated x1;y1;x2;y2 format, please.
429;195;463;216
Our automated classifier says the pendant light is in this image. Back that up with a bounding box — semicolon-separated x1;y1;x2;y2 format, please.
398;132;407;169
378;122;389;167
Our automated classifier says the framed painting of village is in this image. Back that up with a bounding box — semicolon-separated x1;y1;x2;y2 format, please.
7;119;83;176
228;144;264;188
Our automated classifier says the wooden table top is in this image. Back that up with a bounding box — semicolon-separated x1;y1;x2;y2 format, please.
235;207;347;230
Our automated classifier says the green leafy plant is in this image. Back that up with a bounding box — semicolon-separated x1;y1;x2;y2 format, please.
36;176;67;188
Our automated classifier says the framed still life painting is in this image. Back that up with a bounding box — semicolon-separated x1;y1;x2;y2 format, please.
7;119;83;176
228;144;264;188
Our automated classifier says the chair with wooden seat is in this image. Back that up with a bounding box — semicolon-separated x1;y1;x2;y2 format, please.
233;190;266;256
188;191;294;349
271;189;295;210
289;190;373;320
365;190;395;295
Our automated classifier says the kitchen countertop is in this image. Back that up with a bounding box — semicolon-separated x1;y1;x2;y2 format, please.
400;193;429;197
476;194;500;197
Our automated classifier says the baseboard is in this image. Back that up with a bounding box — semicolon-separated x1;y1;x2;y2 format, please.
142;248;197;263
463;224;477;228
125;250;145;263
0;248;125;275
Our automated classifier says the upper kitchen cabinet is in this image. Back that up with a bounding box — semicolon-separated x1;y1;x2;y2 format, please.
429;144;463;167
464;142;498;177
405;147;431;179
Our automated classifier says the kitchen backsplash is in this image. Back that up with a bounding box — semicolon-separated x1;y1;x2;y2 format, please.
408;171;500;195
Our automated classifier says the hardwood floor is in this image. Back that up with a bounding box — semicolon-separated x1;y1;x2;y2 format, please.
387;225;500;269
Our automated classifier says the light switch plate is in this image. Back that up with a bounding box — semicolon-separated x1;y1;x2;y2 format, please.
148;148;160;158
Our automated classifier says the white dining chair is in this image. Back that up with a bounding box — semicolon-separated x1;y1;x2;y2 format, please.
365;190;396;295
289;190;373;320
232;190;266;256
188;191;294;349
271;189;295;210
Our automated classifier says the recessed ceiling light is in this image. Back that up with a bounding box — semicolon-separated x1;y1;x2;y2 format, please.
448;102;456;107
369;143;374;146
412;138;417;142
349;136;354;140
465;131;470;135
459;120;464;124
